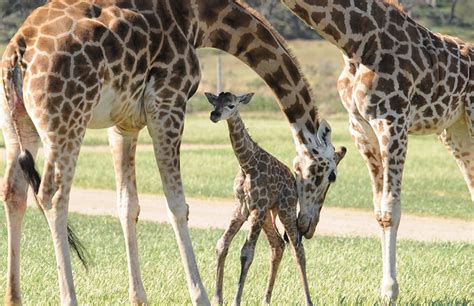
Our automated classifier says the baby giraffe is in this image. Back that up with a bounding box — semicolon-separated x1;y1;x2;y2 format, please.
205;92;314;306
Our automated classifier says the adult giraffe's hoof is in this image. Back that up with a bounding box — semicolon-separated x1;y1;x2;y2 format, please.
380;277;399;303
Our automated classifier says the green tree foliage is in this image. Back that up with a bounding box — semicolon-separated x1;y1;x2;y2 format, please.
246;0;319;39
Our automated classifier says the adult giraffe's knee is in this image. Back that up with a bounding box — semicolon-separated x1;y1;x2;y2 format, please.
375;211;393;229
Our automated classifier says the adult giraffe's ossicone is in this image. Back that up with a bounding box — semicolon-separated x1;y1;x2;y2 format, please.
1;0;345;304
281;0;473;301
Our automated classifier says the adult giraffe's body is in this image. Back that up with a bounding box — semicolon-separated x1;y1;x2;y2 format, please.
1;0;342;304
281;0;473;301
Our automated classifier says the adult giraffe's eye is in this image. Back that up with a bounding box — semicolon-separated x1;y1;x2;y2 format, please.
228;105;235;109
328;171;336;183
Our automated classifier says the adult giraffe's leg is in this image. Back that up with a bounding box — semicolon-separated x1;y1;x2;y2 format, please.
233;209;265;306
439;117;474;201
349;116;384;220
145;92;209;305
31;114;89;305
108;126;147;304
370;118;407;302
261;213;285;305
1;119;39;305
214;203;247;305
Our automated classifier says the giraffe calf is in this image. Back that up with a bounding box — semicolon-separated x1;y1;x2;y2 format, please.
205;92;313;306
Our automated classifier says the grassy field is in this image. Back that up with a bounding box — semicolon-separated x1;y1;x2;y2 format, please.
0;209;472;304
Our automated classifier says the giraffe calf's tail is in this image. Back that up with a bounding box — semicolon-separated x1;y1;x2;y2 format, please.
5;62;90;270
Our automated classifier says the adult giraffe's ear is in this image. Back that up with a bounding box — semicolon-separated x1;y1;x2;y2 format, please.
204;92;218;106
237;93;254;105
316;119;332;147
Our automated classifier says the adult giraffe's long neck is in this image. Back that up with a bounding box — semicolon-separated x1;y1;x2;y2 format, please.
281;0;406;62
190;0;320;149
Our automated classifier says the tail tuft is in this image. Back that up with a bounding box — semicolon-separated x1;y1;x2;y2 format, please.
68;224;90;271
18;149;90;269
18;150;40;193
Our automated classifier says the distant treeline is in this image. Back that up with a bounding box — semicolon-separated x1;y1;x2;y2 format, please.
0;0;472;42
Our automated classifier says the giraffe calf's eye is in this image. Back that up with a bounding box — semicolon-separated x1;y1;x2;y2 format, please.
228;105;235;109
328;171;336;183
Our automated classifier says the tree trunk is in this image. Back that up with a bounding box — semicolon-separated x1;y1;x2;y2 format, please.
449;0;458;24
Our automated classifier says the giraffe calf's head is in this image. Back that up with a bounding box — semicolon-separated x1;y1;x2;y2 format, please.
205;92;254;122
294;120;347;239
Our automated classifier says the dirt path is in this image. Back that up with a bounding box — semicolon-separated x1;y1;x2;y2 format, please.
55;187;473;243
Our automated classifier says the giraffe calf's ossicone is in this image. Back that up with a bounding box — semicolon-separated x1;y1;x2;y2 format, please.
205;92;314;306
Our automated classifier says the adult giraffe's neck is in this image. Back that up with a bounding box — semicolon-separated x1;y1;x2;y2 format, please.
191;0;320;149
281;0;408;62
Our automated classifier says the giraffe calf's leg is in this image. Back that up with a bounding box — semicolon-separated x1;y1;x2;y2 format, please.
262;214;285;305
233;209;265;306
214;204;246;305
108;127;147;305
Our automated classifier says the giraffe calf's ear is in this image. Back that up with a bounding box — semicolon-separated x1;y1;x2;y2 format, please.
204;92;218;105
238;93;254;105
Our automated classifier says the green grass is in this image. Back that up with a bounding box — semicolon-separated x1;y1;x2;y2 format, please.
0;114;470;219
0;210;472;304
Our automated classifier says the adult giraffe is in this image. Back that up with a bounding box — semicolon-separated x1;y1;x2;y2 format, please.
1;0;345;304
281;0;473;301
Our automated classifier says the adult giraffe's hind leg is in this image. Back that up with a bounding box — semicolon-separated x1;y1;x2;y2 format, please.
438;117;474;201
145;91;209;305
1;118;40;305
37;125;87;305
108;126;147;305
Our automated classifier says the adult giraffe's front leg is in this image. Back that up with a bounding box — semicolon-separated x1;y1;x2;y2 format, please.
108;126;147;305
370;118;407;302
145;90;209;305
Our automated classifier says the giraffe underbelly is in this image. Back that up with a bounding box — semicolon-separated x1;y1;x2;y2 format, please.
87;84;145;129
407;98;465;135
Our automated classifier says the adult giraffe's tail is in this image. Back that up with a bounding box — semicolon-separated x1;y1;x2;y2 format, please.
2;43;89;269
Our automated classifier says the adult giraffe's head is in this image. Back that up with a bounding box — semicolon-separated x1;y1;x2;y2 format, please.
293;122;347;239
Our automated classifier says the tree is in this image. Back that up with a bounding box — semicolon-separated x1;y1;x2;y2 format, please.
448;0;459;24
